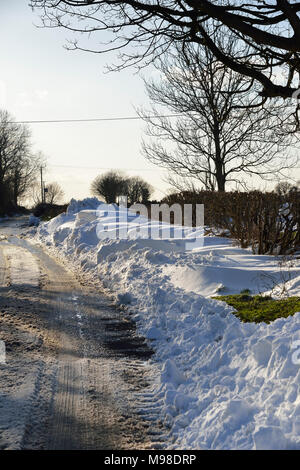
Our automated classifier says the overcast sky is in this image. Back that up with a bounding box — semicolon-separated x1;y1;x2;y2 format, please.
0;0;170;202
1;1;299;204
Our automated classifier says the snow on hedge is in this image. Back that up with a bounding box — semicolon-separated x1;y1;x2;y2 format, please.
35;198;300;449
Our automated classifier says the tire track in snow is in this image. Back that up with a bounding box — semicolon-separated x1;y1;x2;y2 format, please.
16;238;167;449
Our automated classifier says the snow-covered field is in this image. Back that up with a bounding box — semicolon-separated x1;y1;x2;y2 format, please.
33;198;300;449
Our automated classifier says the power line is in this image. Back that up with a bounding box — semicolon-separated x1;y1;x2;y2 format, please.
11;113;183;125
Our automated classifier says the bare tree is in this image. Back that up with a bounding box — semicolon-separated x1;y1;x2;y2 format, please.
45;182;65;204
91;171;153;203
126;176;153;204
139;43;298;191
166;174;201;194
30;0;300;106
91;171;127;203
31;182;43;206
0;110;40;211
275;179;300;195
274;181;294;196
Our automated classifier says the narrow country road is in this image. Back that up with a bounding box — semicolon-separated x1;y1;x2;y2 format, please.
0;217;165;450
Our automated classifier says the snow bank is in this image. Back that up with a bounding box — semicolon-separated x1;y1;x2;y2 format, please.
34;198;300;449
66;197;101;215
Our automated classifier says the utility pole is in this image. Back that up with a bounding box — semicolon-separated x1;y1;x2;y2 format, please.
40;166;44;204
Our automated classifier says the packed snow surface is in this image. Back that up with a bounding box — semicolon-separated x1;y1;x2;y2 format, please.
3;245;40;287
34;198;300;449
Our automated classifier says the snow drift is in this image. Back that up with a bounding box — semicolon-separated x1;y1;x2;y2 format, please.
34;198;300;449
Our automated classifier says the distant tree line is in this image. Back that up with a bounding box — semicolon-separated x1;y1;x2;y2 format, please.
91;171;153;205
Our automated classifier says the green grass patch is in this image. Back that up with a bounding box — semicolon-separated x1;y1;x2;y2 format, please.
212;294;300;323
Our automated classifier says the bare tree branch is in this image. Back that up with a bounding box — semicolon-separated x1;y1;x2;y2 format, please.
29;0;300;103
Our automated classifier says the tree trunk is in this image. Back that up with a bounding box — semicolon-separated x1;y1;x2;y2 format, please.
213;122;226;191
